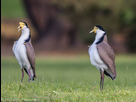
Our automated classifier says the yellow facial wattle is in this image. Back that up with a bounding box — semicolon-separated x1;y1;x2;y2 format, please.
89;26;98;34
17;22;25;31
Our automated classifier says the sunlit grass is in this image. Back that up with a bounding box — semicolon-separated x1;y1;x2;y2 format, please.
1;55;136;101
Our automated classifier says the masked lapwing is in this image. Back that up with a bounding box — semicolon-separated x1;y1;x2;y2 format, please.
88;25;117;90
12;22;36;82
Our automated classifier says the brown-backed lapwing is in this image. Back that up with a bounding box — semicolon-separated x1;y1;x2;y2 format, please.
12;22;36;82
88;25;117;90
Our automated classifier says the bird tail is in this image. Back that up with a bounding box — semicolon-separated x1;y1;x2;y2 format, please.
32;66;36;78
104;70;116;80
24;68;35;81
30;69;35;81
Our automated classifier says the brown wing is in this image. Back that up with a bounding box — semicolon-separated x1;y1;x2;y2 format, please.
25;39;36;78
97;42;116;77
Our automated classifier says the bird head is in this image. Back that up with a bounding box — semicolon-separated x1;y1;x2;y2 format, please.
90;25;105;34
17;22;28;31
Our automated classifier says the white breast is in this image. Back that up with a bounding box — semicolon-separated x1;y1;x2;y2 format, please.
13;41;30;68
88;44;108;71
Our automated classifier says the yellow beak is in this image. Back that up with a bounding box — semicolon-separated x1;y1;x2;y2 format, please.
89;26;98;34
17;26;21;32
89;29;94;33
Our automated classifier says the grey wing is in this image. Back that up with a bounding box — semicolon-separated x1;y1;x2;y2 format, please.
25;41;36;78
97;42;117;77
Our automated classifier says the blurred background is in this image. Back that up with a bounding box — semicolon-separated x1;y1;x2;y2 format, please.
1;0;136;56
1;1;136;95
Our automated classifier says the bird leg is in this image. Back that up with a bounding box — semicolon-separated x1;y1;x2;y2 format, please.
21;69;24;83
100;71;105;91
100;72;102;90
102;72;105;90
28;69;31;82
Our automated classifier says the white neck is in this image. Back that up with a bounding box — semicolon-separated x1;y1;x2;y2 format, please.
93;29;105;45
18;28;30;43
21;28;29;34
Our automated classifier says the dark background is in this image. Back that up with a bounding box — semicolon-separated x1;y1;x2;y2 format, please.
1;0;136;57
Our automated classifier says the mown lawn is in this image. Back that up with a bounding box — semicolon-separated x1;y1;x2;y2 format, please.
1;55;136;101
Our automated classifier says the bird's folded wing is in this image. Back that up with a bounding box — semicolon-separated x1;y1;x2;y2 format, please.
25;40;36;78
97;42;116;76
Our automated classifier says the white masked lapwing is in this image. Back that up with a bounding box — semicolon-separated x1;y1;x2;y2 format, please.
12;22;36;82
88;25;117;90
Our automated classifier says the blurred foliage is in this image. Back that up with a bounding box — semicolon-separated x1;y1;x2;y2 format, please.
1;0;26;18
51;0;136;52
119;9;136;27
51;0;136;43
126;28;136;52
1;0;136;52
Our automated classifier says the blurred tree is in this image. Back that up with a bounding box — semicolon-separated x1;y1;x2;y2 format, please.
22;0;136;52
23;0;76;48
126;28;136;52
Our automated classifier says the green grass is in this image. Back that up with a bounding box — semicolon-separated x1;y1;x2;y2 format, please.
1;0;26;18
1;55;136;101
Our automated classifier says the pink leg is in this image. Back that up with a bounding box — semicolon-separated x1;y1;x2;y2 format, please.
21;69;24;83
100;71;105;91
102;72;105;89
